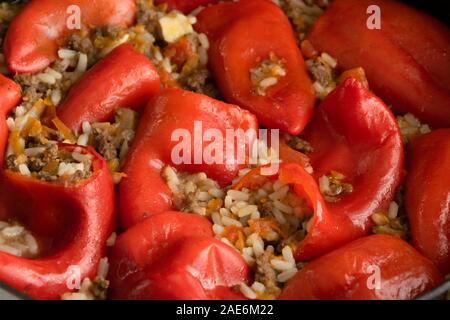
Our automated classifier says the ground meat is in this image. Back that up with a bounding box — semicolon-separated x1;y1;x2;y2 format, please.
306;58;335;86
136;0;165;41
95;131;118;161
6;144;92;183
65;33;97;66
284;134;313;154
255;246;282;297
179;67;219;98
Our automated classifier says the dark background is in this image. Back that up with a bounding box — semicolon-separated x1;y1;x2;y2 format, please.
4;0;450;24
402;0;449;24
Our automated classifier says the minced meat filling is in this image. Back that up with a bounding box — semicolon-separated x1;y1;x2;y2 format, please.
6;144;92;183
250;52;286;96
163;166;312;299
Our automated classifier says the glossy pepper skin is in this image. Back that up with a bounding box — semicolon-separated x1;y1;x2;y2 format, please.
57;43;160;133
405;129;450;275
109;212;249;299
0;74;21;161
307;0;450;127
299;78;403;260
195;0;314;135
0;144;115;300
118;88;258;229
280;235;443;300
154;0;219;14
4;0;136;74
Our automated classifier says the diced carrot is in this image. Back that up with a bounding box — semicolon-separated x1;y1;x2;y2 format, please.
232;167;261;190
8;129;23;155
207;198;223;213
159;68;180;88
248;217;285;237
52;117;76;143
163;36;194;66
221;225;242;243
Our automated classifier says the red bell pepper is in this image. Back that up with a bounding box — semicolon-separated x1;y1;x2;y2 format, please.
57;43;160;133
195;0;314;135
109;211;249;299
0;75;21;162
234;162;349;261
4;0;136;74
294;78;403;260
154;0;219;14
280;235;443;300
307;0;450;128
405;129;450;275
118;88;258;228
0;144;115;299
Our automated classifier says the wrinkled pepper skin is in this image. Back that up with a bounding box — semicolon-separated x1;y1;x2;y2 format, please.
0;145;115;300
280;235;443;300
4;0;136;74
405;129;450;275
196;0;314;135
118;88;258;228
300;78;403;260
155;0;219;14
0;74;21;161
57;43;160;133
109;212;249;299
307;0;450;127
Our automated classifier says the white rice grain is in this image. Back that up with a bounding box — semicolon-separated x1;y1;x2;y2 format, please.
239;283;257;299
270;259;295;271
274;200;293;214
46;67;62;80
321;52;337;68
36;73;56;85
277;268;298;283
282;246;295;264
76;53;88;73
388;201;399;219
1;226;24;238
221;216;242;227
51;89;62;106
227;190;249;202
259;77;278;88
18;164;31;176
58;48;78;60
212;224;224;235
0;244;22;257
251;281;266;293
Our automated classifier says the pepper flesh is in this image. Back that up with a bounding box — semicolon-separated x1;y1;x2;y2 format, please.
109;211;249;299
405;129;450;275
195;0;314;135
57;43;160;132
0;74;21;161
4;0;136;74
280;235;443;300
0;144;115;300
299;78;403;260
307;0;450;127
118;88;258;229
154;0;219;14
